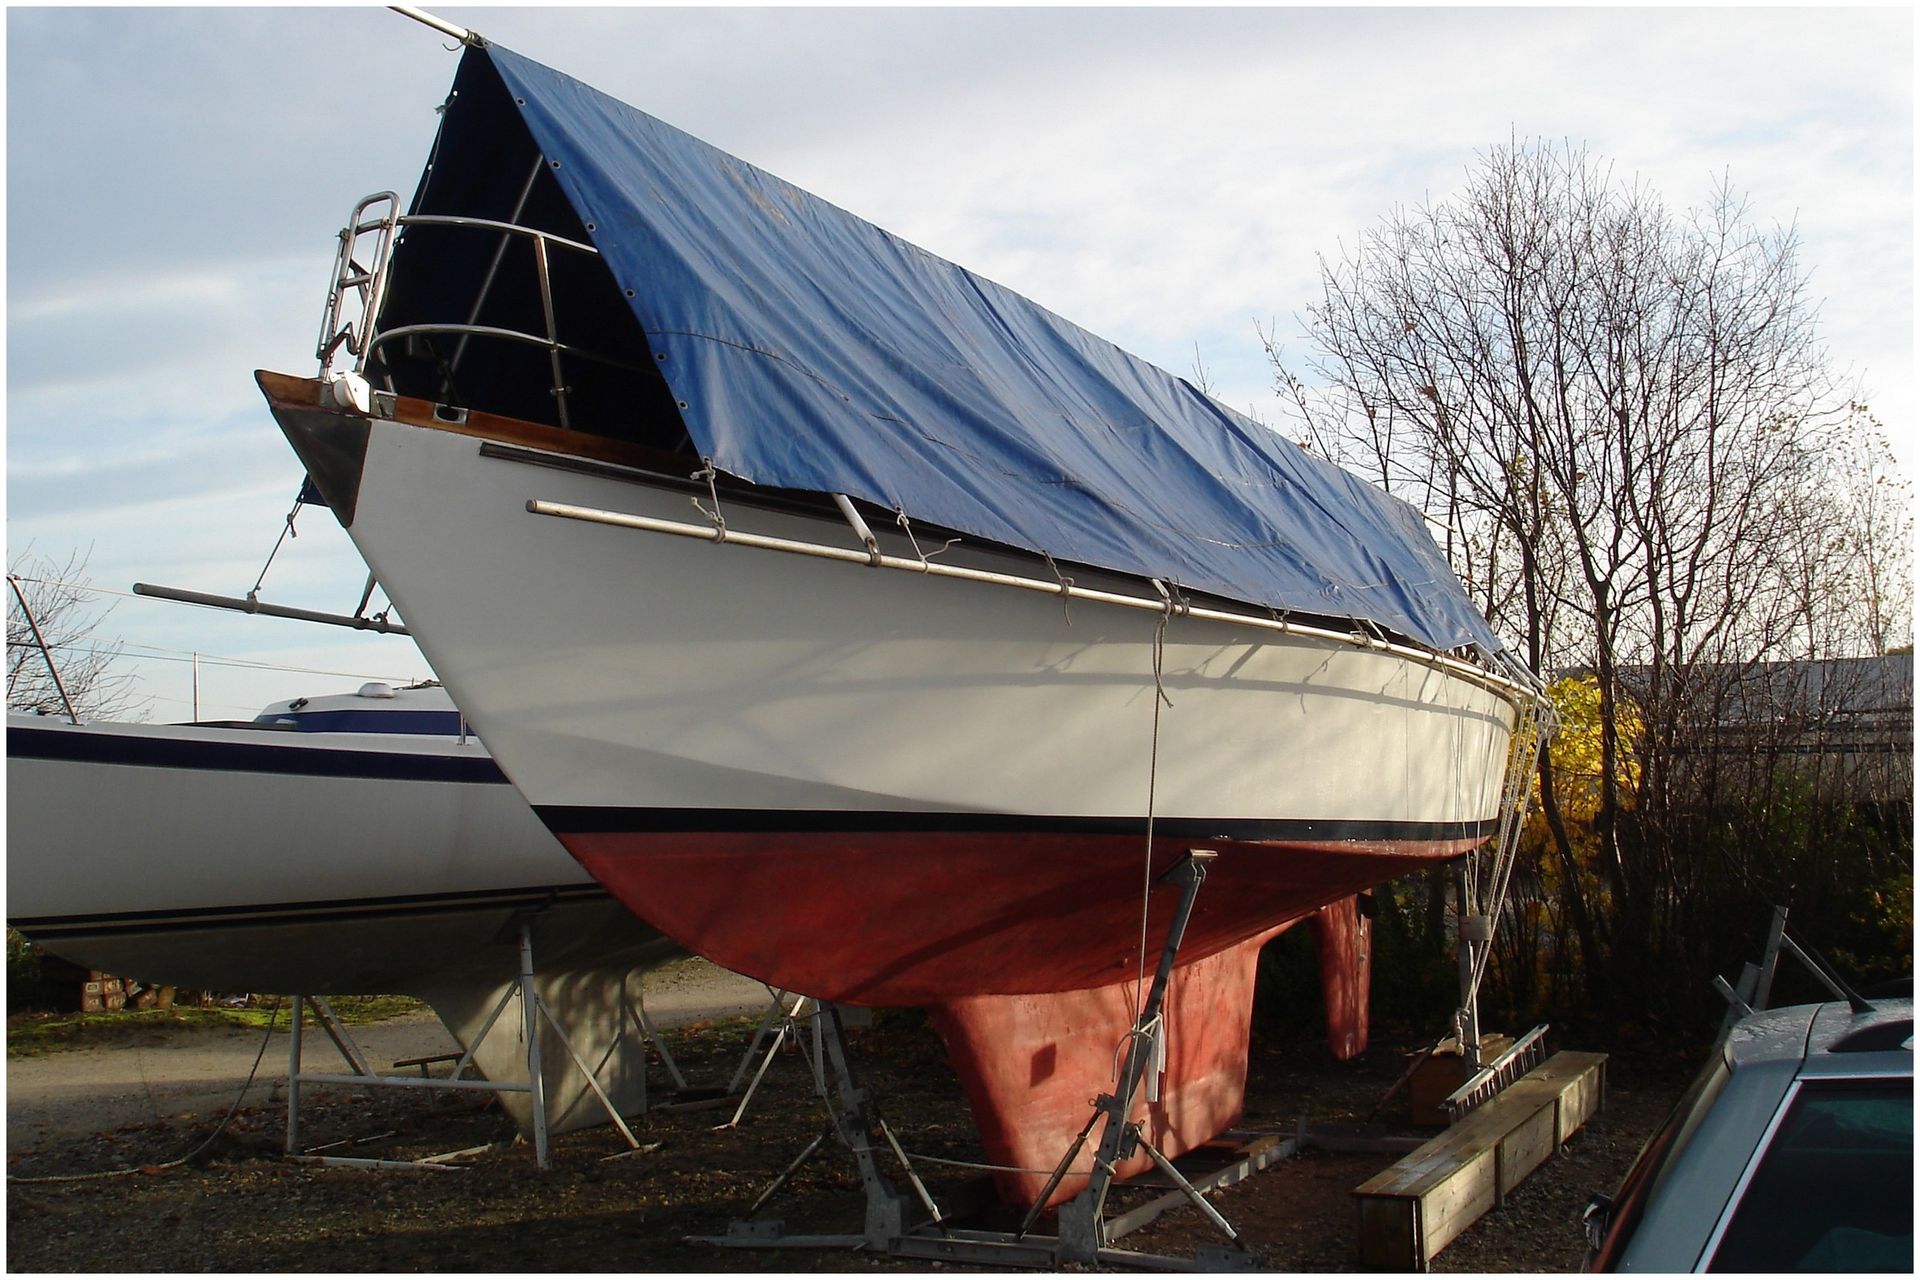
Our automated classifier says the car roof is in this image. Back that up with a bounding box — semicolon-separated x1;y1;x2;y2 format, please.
1801;995;1913;1077
1719;996;1913;1076
1722;1002;1820;1070
1611;996;1913;1271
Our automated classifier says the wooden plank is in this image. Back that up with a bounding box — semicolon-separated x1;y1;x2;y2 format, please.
1533;1051;1607;1143
1355;1139;1500;1269
1360;1085;1553;1199
1490;1051;1606;1144
1356;1190;1423;1271
1417;1145;1498;1263
1353;1050;1609;1271
1494;1096;1558;1198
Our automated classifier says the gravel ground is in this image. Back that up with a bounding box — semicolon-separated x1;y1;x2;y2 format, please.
6;1011;1687;1272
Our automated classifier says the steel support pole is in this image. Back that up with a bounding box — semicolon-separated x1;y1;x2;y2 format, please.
1455;861;1483;1073
1753;906;1790;1011
728;991;795;1095
625;979;689;1091
816;1003;913;1250
534;999;645;1147
518;926;550;1169
286;994;305;1155
131;582;410;635
311;996;374;1076
1039;849;1219;1263
389;4;485;46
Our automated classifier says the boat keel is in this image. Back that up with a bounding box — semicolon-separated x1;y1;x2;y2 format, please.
929;889;1375;1208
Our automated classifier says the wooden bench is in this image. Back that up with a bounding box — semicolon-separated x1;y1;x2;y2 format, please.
1353;1050;1607;1270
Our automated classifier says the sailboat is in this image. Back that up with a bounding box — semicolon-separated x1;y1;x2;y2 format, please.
8;681;677;1136
255;39;1538;1203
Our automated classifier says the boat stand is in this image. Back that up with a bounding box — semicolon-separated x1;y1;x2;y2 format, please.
711;990;820;1129
1015;849;1252;1268
693;849;1259;1271
690;1000;926;1253
620;967;694;1101
284;924;667;1170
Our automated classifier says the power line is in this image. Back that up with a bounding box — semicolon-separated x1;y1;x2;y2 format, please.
7;638;424;686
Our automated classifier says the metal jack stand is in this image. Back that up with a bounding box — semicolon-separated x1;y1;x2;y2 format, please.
1439;691;1554;1122
694;849;1258;1271
694;1001;930;1253
614;967;693;1108
644;988;836;1127
1714;905;1876;1036
1433;862;1550;1122
286;924;653;1170
1453;859;1491;1074
712;991;819;1130
285;992;520;1172
1013;849;1250;1269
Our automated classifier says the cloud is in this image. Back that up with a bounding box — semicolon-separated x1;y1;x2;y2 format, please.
5;4;1912;720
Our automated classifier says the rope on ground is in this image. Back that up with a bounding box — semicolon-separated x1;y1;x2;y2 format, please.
6;1000;285;1185
896;1150;1069;1178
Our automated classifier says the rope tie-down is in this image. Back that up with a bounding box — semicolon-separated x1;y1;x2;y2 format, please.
1132;584;1179;1056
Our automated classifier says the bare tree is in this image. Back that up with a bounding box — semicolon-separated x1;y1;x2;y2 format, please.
1271;138;1907;1016
7;549;141;721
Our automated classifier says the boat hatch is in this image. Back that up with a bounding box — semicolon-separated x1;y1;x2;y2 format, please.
325;52;690;455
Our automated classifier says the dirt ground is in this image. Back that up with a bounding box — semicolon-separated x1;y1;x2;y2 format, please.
6;957;770;1152
5;983;1688;1273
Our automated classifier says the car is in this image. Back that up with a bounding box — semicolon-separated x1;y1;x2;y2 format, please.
1585;993;1912;1272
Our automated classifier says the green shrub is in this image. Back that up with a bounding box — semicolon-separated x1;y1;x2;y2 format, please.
7;929;57;1013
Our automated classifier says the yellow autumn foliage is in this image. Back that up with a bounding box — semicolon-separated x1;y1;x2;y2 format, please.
1524;674;1641;843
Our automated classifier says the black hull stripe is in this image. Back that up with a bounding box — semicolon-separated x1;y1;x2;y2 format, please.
7;724;508;786
534;805;1497;845
11;883;610;940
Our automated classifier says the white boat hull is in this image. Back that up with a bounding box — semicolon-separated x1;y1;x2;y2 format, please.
338;420;1515;831
7;714;679;1134
267;384;1521;1004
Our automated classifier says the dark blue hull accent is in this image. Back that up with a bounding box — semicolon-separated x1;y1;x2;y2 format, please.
8;723;507;786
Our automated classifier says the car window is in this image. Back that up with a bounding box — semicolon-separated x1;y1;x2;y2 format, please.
1707;1078;1913;1272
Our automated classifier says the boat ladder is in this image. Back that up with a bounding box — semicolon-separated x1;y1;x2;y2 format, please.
317;191;400;377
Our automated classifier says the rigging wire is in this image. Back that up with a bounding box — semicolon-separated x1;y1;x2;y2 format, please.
247;483;311;600
1135;608;1175;1019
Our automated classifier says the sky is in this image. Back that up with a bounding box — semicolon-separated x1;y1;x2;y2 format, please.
6;4;1913;723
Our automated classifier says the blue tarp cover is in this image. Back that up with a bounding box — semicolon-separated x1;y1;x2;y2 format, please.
473;44;1502;656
